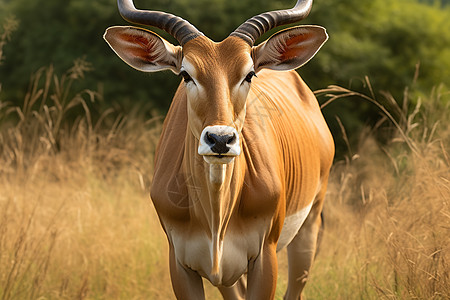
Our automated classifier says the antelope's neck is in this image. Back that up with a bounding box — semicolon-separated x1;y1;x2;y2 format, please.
183;130;245;276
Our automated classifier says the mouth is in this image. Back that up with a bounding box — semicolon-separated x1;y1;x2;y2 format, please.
203;155;235;165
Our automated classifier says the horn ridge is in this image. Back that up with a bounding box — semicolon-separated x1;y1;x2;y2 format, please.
117;0;203;46
230;0;313;46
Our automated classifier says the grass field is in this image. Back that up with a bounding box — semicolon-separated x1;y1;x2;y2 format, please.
1;62;449;299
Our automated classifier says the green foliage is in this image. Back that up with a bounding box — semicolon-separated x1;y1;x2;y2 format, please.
0;16;18;66
306;0;450;155
308;0;450;94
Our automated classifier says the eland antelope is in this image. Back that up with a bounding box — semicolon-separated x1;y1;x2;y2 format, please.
104;0;334;299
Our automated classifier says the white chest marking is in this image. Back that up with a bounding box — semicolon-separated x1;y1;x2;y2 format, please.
172;228;262;287
277;201;314;251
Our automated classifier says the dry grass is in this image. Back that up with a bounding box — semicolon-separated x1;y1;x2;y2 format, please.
300;82;450;299
0;62;171;299
0;61;448;299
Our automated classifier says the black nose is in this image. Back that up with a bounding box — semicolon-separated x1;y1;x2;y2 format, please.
205;132;236;154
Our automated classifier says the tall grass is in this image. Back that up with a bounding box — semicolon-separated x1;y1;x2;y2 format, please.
298;81;449;299
1;60;448;298
0;61;168;299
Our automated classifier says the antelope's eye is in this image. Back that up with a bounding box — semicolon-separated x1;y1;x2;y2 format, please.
180;71;192;83
244;71;256;83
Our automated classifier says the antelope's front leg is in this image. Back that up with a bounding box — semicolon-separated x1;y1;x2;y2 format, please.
246;243;278;300
169;244;205;300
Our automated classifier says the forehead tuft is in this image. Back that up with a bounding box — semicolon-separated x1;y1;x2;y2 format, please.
182;36;253;85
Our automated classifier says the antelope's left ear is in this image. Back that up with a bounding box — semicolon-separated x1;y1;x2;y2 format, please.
252;25;328;73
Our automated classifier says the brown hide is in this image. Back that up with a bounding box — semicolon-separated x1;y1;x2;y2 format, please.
150;68;334;287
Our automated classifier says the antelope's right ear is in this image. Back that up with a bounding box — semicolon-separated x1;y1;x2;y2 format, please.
104;26;182;74
252;25;327;73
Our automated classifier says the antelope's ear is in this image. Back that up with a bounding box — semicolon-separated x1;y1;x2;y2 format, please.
104;26;182;74
252;25;328;73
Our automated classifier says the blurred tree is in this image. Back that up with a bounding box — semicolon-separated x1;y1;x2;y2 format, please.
305;0;450;155
0;16;18;66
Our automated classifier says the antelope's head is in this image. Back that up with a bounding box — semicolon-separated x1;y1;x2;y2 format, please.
104;0;327;165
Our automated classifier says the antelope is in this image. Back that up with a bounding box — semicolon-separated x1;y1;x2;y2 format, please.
104;0;334;299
